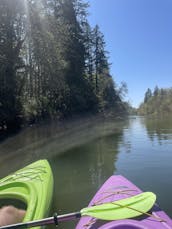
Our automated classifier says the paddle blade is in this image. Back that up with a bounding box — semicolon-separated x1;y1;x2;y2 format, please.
80;192;156;220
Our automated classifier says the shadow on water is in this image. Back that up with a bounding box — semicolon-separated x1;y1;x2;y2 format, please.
0;116;128;177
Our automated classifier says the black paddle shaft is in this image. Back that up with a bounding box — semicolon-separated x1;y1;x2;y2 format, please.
0;212;81;229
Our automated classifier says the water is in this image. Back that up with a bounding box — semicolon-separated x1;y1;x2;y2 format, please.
0;115;172;228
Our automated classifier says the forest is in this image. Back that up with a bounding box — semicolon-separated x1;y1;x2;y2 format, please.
138;86;172;116
0;0;129;132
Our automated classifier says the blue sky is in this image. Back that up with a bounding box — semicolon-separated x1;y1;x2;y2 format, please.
87;0;172;107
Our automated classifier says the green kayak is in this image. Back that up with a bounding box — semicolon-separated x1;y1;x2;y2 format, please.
0;160;53;229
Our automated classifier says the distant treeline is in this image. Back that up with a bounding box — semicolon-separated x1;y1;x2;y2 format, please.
138;86;172;115
0;0;128;131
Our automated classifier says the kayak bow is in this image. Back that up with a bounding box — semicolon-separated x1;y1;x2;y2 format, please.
76;175;172;229
0;160;53;229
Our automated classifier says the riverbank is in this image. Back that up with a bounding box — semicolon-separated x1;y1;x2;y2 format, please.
0;111;128;143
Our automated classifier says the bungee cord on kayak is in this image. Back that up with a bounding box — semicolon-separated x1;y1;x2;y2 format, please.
76;175;172;229
0;162;171;229
91;190;165;223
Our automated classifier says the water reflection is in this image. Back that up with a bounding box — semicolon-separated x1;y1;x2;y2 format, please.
142;116;172;144
116;116;172;219
49;131;125;229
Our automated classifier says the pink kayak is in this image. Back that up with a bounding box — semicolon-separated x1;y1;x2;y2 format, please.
76;175;172;229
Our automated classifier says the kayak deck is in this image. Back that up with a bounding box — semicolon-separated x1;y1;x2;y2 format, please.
76;175;172;229
0;160;53;229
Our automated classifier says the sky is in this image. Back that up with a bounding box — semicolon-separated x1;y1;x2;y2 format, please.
87;0;172;108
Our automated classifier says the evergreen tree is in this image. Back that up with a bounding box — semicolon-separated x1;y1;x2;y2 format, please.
0;0;25;129
92;25;109;93
144;88;152;103
153;86;159;97
83;22;94;82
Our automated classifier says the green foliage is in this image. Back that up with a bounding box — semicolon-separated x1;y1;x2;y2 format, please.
138;87;172;116
0;0;128;130
0;0;25;129
144;88;152;103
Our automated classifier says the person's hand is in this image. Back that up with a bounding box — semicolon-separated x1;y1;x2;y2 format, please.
0;206;26;226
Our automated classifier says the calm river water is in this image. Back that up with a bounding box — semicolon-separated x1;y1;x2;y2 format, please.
0;115;172;228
